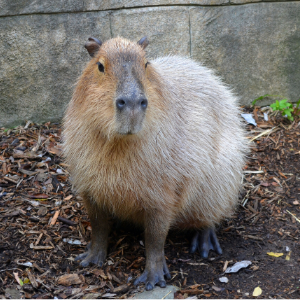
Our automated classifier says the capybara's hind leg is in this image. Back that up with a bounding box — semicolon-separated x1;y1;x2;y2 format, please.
75;197;110;267
134;212;171;290
190;228;222;258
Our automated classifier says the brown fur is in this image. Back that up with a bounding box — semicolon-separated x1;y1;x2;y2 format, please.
63;37;248;286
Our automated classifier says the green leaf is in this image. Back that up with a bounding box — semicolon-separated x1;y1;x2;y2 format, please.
251;94;284;106
278;99;288;110
270;102;277;110
283;108;294;121
283;109;292;116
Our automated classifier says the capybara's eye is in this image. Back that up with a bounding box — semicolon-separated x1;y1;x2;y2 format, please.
145;62;149;69
97;62;104;73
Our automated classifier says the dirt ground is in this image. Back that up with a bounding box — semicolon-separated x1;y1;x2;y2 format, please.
1;106;300;299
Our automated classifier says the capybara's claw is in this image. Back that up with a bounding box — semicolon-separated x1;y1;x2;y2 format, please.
190;228;222;258
134;268;168;291
75;249;105;267
145;282;154;291
75;252;88;261
134;271;148;286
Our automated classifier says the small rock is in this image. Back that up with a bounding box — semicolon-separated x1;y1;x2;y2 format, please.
63;238;81;245
241;113;257;126
219;276;229;283
133;285;178;299
17;261;33;267
101;293;116;298
36;172;48;182
37;206;48;216
225;260;252;273
212;285;223;292
5;287;21;299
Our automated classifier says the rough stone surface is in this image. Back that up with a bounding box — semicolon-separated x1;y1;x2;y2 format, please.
0;0;230;16
190;3;300;106
84;0;229;12
229;0;261;4
1;0;298;16
1;3;300;126
0;0;84;16
0;12;111;126
133;285;178;299
111;7;190;59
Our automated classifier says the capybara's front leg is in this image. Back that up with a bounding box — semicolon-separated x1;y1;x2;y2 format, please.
134;212;171;290
75;198;110;267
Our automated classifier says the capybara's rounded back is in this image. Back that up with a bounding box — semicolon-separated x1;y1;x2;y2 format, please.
63;37;248;229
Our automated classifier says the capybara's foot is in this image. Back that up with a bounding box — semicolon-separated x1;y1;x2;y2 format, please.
190;228;222;258
75;243;106;267
134;258;171;290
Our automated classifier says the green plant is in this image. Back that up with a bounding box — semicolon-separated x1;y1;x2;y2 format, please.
270;99;294;121
251;94;281;106
252;95;300;122
293;99;300;117
270;98;300;121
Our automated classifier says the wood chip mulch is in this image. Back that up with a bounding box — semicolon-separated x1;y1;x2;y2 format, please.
1;107;300;299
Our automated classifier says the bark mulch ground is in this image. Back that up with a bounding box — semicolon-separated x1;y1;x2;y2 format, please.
1;107;300;299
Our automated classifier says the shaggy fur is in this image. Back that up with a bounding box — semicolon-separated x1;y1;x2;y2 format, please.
63;37;248;288
64;37;248;231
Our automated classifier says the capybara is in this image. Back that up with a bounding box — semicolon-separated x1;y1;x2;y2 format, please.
63;36;248;290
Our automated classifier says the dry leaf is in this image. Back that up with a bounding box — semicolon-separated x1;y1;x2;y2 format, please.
253;286;262;297
57;274;82;286
13;272;23;286
92;269;107;280
251;265;259;271
267;252;284;257
27;271;39;288
29;193;49;199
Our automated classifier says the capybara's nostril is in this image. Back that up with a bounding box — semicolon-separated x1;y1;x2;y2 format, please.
116;98;126;110
140;98;148;110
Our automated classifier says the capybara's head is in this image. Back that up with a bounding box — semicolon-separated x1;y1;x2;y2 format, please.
78;36;152;137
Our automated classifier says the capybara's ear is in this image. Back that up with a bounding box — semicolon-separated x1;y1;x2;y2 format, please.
85;37;102;57
137;36;149;50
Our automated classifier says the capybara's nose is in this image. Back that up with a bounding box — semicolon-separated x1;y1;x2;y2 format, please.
116;97;148;111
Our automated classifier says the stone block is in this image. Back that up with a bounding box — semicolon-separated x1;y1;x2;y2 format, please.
0;12;111;127
85;0;229;11
190;3;300;105
0;0;84;16
111;6;190;59
0;0;230;17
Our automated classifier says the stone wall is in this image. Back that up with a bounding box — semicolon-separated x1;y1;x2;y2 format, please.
1;1;300;127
